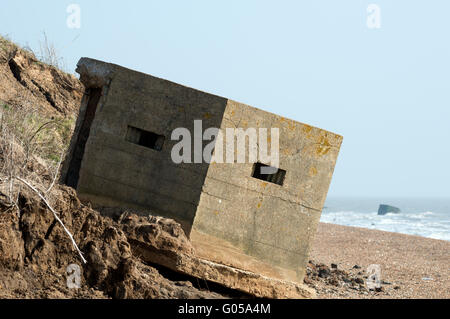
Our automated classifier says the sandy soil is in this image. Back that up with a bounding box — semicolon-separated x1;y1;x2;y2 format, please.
309;222;450;299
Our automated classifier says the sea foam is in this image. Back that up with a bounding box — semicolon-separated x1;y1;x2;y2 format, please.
321;202;450;241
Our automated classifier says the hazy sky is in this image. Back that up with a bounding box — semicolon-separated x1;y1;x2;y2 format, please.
1;1;449;198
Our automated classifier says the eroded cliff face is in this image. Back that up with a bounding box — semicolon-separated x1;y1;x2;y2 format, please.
0;37;83;116
0;185;228;299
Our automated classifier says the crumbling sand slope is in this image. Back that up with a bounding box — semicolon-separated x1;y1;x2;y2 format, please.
0;36;83;116
0;185;226;299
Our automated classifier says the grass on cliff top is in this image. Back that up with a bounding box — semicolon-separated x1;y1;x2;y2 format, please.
0;35;76;167
0;35;13;51
1;34;68;72
0;35;16;61
1;101;75;165
0;35;35;62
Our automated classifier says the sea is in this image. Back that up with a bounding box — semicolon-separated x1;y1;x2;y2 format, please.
321;197;450;241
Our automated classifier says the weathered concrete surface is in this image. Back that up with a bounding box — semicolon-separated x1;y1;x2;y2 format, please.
192;101;342;284
61;57;343;289
61;58;227;234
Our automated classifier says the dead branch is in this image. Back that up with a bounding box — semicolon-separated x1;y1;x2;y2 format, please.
45;151;64;195
14;176;87;264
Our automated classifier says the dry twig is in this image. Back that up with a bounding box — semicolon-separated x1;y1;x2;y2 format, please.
14;176;87;264
45;151;64;195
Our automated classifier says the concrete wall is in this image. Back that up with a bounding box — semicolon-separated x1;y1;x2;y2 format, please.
62;58;343;285
191;100;343;283
63;58;227;233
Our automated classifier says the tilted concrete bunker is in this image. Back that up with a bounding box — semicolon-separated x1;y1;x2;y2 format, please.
61;58;343;285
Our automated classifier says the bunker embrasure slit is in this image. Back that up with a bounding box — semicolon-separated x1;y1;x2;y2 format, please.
252;162;286;186
126;126;165;151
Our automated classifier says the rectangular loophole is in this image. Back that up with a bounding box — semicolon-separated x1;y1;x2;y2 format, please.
126;126;165;151
252;162;286;186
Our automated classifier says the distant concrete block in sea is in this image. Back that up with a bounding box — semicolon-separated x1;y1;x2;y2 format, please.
378;204;401;215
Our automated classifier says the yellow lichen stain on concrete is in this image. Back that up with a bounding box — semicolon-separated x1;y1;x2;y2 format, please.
302;124;313;134
316;135;331;156
288;120;296;131
302;124;315;140
203;112;212;119
309;166;318;177
279;117;296;131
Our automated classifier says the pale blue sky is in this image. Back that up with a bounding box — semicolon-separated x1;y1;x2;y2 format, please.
1;1;449;198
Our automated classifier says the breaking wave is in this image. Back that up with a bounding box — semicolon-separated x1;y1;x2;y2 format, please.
320;209;450;241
